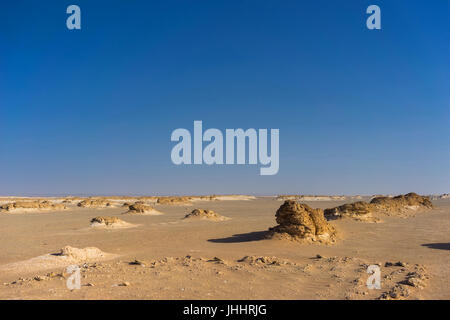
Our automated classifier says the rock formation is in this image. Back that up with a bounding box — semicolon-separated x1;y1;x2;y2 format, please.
126;203;162;215
157;196;192;205
90;216;122;226
0;200;66;212
90;216;134;228
324;201;376;222
267;200;336;243
77;199;112;208
370;193;433;213
324;193;433;220
184;209;229;221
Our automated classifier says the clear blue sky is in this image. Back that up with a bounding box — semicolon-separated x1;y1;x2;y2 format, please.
1;1;449;196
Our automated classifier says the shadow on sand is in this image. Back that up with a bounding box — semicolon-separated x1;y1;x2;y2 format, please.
208;231;268;243
421;243;450;251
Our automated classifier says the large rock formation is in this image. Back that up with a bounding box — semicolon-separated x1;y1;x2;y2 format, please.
324;193;433;221
267;200;336;243
370;193;433;213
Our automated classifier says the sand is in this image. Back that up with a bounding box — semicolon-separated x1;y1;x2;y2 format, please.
0;196;449;299
0;246;116;274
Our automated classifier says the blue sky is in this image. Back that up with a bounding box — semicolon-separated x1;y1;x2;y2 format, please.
1;1;449;196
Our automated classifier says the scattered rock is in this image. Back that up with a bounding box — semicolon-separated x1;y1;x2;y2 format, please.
207;257;226;264
118;281;130;287
129;259;146;266
385;261;407;267
378;264;429;299
379;284;410;300
238;256;290;266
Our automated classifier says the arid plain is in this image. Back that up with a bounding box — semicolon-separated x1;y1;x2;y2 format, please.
0;194;449;300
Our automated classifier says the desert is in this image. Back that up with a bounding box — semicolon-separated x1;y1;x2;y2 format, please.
0;193;448;299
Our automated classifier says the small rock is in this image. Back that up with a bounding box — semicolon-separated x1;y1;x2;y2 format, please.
118;281;130;287
385;261;407;267
208;257;225;264
129;259;145;266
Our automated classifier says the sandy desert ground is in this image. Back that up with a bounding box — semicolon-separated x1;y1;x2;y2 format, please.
0;195;449;300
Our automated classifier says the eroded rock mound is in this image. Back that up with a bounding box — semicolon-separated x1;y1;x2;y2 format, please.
77;199;112;208
324;193;433;221
157;196;192;205
0;201;66;212
91;216;121;225
56;246;110;261
126;203;162;215
89;216;133;229
324;201;377;222
370;193;433;213
267;200;336;243
184;209;229;221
